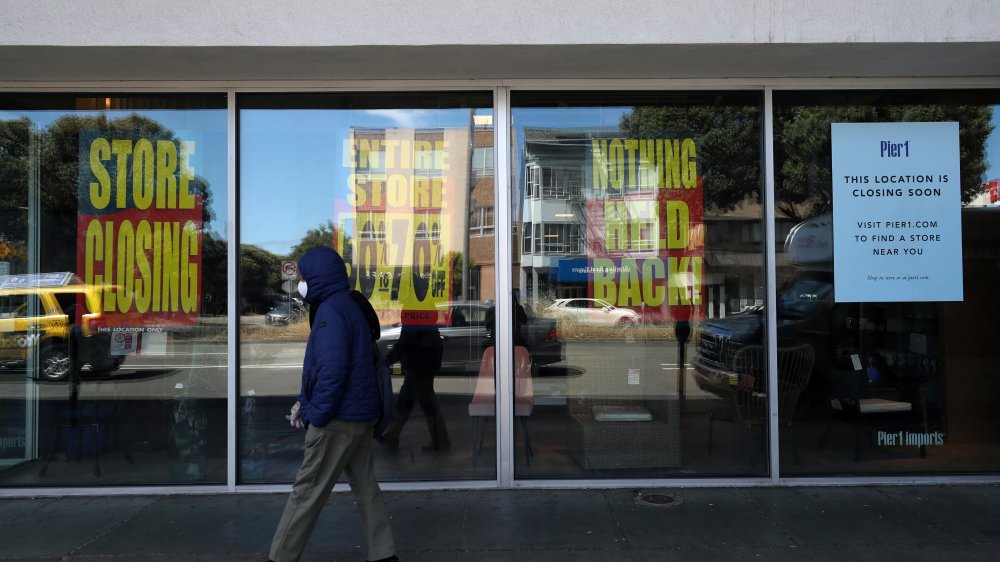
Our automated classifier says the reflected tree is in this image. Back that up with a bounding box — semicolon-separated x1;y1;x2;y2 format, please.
620;105;762;214
288;220;338;265
774;104;993;222
239;243;283;313
0;113;216;274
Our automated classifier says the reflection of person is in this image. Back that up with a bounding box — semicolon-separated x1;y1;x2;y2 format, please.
484;290;528;348
269;248;397;562
379;323;449;451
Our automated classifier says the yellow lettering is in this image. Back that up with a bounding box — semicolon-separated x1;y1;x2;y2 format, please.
618;258;642;306
592;258;617;303
135;221;152;313
661;139;681;189
691;256;702;305
347;174;366;206
154;140;177;210
431;177;445;208
387;175;407;208
343;139;357;169
111;140;132;209
133;139;155;210
161;222;180;312
682;138;697;189
116;221;135;313
84;220;104;311
624;140;638;188
638;140;657;189
383;140;400;168
179;141;196;209
89;139;112;209
608;139;624;191
181;220;199;313
641;259;665;307
665;201;690;249
103;221;115;312
412;177;430;208
358;139;381;169
436;140;449;170
369;179;384;207
668;257;692;306
152;222;162;312
605;201;627;251
592;140;609;189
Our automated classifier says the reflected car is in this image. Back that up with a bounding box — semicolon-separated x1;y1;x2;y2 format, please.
376;301;564;374
265;298;308;325
543;298;641;329
0;273;122;382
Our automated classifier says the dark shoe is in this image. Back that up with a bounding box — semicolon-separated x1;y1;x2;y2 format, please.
422;413;451;451
366;556;399;562
379;419;404;449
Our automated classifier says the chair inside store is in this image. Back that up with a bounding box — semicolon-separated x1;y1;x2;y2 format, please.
708;344;815;465
819;352;928;461
39;378;133;478
468;345;534;467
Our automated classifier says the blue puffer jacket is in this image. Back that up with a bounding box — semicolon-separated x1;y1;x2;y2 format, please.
296;247;380;427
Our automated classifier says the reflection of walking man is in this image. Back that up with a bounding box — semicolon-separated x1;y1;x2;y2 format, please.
269;248;397;562
379;323;449;451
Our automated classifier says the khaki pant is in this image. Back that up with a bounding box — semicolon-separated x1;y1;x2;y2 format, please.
270;419;396;562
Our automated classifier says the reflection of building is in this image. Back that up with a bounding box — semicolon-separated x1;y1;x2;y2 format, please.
518;129;591;304
467;119;496;301
518;128;767;320
341;125;494;308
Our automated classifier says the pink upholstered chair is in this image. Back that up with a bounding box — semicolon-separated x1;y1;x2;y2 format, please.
469;346;534;466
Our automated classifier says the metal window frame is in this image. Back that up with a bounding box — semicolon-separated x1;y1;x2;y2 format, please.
1;77;1000;497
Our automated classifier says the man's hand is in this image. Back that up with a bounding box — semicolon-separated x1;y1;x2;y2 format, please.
286;401;304;429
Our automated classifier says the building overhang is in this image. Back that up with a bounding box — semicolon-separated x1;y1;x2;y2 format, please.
1;43;999;84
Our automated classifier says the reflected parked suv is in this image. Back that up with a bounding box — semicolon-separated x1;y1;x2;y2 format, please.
0;273;121;381
377;301;564;374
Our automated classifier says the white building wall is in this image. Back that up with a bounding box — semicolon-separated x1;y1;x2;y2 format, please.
2;1;999;82
4;0;999;46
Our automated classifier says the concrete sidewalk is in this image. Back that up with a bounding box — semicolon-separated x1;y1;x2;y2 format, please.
1;485;999;561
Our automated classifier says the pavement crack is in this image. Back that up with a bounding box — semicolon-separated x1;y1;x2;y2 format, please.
737;486;801;548
456;490;472;553
872;485;964;543
59;495;161;560
603;489;636;561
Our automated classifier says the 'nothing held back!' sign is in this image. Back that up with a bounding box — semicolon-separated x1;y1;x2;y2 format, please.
831;122;962;302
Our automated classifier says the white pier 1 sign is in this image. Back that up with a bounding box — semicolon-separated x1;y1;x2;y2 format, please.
831;122;963;303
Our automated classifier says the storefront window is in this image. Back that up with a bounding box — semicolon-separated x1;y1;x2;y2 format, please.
0;95;229;486
238;93;495;482
772;90;1000;474
511;92;764;477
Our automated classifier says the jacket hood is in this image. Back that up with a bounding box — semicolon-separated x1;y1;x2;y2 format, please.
298;247;350;305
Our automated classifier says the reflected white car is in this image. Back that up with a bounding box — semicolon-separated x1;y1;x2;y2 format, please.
543;298;641;328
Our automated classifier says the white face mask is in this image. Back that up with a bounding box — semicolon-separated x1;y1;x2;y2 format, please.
297;280;308;298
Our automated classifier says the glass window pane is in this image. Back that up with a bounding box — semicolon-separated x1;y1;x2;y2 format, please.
773;90;1000;475
239;93;495;483
511;91;764;478
0;94;228;486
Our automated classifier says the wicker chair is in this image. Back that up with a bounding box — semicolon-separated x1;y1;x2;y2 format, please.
708;344;815;465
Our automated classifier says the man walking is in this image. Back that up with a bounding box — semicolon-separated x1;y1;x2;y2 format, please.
269;247;398;562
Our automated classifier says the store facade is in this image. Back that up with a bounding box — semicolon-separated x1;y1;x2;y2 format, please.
2;1;1000;494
